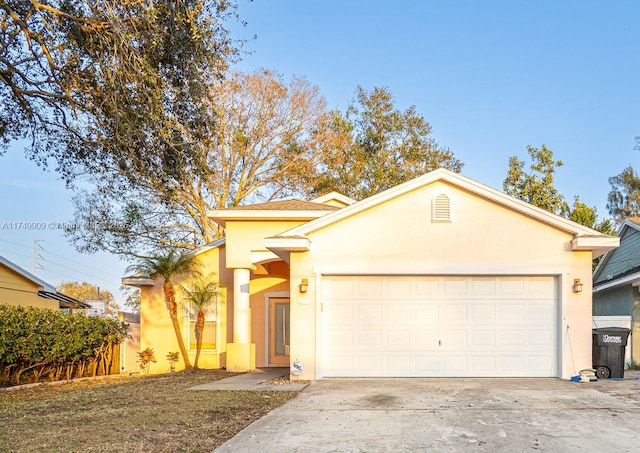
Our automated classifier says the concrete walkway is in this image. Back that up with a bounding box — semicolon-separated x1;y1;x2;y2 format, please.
188;368;307;392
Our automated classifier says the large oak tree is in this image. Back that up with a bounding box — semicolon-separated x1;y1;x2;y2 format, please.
66;70;328;257
0;0;239;183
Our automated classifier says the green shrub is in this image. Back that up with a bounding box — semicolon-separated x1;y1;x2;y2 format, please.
0;305;128;386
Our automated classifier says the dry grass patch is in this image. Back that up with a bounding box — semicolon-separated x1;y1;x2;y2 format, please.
0;370;299;452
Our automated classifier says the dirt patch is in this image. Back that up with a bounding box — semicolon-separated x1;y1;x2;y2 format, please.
261;374;310;386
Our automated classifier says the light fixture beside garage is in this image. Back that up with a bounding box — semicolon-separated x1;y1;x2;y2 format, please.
573;279;583;293
299;278;309;293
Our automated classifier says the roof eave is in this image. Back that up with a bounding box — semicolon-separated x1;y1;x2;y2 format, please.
594;271;640;292
264;236;310;252
572;236;620;259
277;169;608;239
121;276;156;287
208;210;333;227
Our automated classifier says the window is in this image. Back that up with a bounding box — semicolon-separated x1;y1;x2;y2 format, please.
185;302;217;350
432;194;451;222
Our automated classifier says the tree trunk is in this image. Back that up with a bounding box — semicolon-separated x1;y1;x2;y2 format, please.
194;309;205;369
164;282;192;370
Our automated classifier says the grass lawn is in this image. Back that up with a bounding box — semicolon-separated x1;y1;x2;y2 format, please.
0;370;300;452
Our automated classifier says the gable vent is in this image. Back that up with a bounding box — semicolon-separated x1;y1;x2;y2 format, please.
432;194;451;222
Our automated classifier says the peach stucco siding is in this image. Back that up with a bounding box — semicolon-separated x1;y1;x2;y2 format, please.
138;246;230;373
287;181;594;379
137;170;612;379
226;220;306;268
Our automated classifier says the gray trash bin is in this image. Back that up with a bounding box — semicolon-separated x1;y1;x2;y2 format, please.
592;327;631;379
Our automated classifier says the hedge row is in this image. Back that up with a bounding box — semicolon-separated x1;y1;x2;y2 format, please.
0;305;129;386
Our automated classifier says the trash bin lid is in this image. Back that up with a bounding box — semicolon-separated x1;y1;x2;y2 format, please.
592;327;631;346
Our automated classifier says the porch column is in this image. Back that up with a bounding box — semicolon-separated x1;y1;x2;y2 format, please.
227;268;255;371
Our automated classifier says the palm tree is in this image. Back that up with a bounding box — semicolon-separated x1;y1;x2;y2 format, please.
179;274;219;369
126;250;201;370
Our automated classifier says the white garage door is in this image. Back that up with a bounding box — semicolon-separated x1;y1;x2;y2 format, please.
321;276;558;377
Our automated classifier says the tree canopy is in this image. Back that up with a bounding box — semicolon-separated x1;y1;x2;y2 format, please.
607;165;640;223
503;144;565;214
503;144;613;233
65;70;326;257
310;86;462;200
0;0;239;184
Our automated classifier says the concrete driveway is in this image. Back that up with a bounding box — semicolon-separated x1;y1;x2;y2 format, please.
215;376;640;452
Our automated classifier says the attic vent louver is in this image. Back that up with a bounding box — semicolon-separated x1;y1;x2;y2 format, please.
432;194;451;222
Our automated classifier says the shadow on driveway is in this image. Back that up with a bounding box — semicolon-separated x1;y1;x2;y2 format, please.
215;376;640;452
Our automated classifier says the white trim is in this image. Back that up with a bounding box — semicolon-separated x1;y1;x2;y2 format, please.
277;169;609;240
312;192;357;206
315;271;324;380
559;273;568;379
263;291;290;367
593;272;640;292
251;250;281;264
265;236;310;251
312;263;570;276
190;238;226;257
208;210;333;226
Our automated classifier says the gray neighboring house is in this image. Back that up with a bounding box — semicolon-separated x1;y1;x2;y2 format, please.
593;218;640;364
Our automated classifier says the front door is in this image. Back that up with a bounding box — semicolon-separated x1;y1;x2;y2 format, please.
269;297;290;367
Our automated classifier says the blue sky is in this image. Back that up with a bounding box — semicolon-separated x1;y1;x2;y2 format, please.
0;0;638;306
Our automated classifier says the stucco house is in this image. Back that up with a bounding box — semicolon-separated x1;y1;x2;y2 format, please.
0;255;89;313
126;168;618;380
593;218;640;364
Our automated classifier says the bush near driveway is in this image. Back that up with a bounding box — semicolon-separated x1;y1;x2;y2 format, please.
0;370;299;453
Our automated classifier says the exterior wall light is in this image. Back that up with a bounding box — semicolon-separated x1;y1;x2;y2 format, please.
299;278;309;293
573;278;583;293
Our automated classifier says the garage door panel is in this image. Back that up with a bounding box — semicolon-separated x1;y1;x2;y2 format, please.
528;329;554;346
414;356;438;373
500;356;525;373
528;356;554;374
387;303;412;320
500;305;525;320
415;278;439;295
356;330;383;348
471;278;498;295
443;304;467;321
499;330;525;346
443;279;469;295
415;330;438;347
387;279;412;295
528;304;555;320
322;276;558;377
441;329;468;347
442;355;468;373
415;303;438;320
358;304;382;320
358;279;383;295
470;330;496;347
386;330;412;347
470;356;497;373
471;304;496;320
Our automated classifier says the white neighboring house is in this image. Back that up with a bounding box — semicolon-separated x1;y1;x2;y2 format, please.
85;300;107;317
